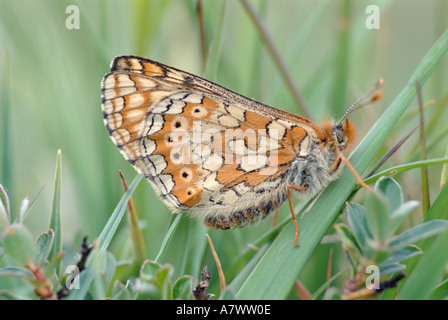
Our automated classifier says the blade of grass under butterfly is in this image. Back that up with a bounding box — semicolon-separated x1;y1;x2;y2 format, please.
68;174;143;300
236;28;448;300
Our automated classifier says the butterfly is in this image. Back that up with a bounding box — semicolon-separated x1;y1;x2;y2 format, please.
101;55;381;246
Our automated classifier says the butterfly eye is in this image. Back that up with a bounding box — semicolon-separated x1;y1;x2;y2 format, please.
336;131;345;144
331;126;346;146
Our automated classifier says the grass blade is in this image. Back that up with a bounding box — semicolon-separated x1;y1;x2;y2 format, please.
154;213;183;263
119;170;146;267
362;157;448;186
236;28;448;300
48;149;62;275
366;121;422;178
416;80;430;215
97;174;143;255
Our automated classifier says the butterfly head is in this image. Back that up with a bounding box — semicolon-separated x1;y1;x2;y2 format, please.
320;118;356;152
331;118;356;151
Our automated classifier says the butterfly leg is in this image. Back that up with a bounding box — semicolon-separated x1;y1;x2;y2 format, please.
287;184;306;247
338;154;372;191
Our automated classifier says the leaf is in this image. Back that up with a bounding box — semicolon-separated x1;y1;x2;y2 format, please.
389;220;448;251
140;260;162;281
90;243;107;300
18;185;45;223
0;184;10;227
0;199;9;233
333;223;360;252
156;265;173;300
429;279;448;300
18;198;30;223
375;177;403;212
364;191;390;243
378;263;406;276
380;245;422;265
44;251;65;279
35;229;54;266
388;200;419;235
173;275;193;300
110;280;133;300
44;251;64;279
2;224;36;266
138;260;174;300
0;266;33;278
346;202;373;255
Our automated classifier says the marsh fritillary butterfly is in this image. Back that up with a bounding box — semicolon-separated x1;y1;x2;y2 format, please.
102;55;381;246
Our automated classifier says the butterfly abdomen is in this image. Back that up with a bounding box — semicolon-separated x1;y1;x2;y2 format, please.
203;193;286;230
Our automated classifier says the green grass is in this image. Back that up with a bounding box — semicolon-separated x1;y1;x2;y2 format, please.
0;0;448;300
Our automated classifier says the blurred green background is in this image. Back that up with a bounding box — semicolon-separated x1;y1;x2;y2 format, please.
0;0;447;297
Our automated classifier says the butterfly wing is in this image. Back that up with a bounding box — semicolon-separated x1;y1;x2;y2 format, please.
102;56;316;224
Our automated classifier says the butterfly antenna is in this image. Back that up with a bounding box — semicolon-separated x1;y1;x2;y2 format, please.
338;78;384;125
